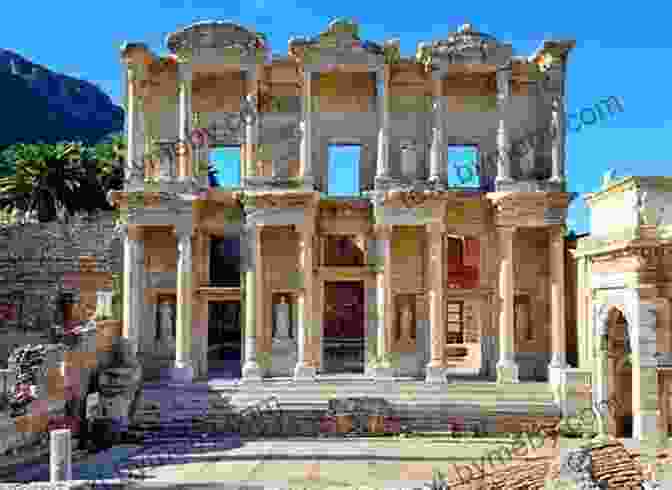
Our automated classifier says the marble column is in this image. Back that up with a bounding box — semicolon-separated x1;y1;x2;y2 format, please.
173;226;193;383
376;67;390;181
295;228;317;380
549;225;567;382
549;96;566;182
50;429;72;482
242;225;262;381
177;62;193;183
122;225;144;358
300;70;314;187
429;78;444;184
496;226;518;383
125;65;145;188
593;305;610;439
630;298;660;447
426;225;446;383
372;226;395;380
495;65;513;183
244;92;259;179
159;299;175;351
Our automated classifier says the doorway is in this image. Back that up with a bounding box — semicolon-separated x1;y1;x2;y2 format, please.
208;301;241;378
323;281;365;374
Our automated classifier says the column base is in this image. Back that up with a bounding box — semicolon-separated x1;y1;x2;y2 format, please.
241;361;263;382
634;411;660;441
170;361;194;384
425;365;447;384
371;366;395;381
293;364;317;381
496;360;519;383
548;362;568;386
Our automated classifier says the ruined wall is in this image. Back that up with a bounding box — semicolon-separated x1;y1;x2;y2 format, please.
0;212;121;364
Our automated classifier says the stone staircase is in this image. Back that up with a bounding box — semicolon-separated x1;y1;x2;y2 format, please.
129;377;561;438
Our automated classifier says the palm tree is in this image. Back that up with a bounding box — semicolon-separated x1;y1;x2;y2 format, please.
0;142;86;223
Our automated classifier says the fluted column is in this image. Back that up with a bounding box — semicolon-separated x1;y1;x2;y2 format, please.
496;226;518;383
495;65;513;183
173;226;193;383
549;225;567;377
122;225;144;358
242;225;262;381
159;299;175;351
371;226;395;380
177;62;193;183
429;78;444;185
549;96;566;182
426;224;446;383
244;91;259;179
125;64;145;188
300;70;314;187
294;227;317;380
376;67;391;181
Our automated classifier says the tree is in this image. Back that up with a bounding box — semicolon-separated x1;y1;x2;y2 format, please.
0;142;86;222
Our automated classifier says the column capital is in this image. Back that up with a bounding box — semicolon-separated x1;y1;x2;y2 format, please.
496;225;516;237
173;225;194;239
177;62;193;82
125;225;144;241
374;223;393;236
549;224;566;244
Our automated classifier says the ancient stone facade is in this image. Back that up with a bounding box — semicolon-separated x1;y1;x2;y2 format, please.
111;19;577;388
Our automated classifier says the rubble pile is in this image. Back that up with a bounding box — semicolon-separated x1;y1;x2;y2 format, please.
7;344;50;417
319;397;402;436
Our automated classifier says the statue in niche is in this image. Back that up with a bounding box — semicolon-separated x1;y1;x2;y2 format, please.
398;302;414;345
274;295;291;340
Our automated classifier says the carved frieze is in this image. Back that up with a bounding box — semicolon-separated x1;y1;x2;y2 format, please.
488;192;571;227
241;192;317;210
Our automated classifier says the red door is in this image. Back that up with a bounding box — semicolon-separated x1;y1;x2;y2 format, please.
324;282;364;338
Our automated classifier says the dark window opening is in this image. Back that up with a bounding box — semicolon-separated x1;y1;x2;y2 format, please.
210;237;241;287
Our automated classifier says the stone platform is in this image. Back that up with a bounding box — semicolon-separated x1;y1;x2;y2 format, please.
131;375;561;437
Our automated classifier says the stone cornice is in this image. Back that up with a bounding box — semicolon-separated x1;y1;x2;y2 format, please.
585;176;672;207
241;190;319;210
487;191;572;227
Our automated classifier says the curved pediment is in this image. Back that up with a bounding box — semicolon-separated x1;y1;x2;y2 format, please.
165;20;268;56
417;23;512;72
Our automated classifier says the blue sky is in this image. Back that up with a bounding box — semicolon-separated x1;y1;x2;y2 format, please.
4;0;671;234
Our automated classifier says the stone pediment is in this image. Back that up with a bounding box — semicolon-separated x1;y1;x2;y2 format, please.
417;23;512;72
288;18;384;66
165;20;268;58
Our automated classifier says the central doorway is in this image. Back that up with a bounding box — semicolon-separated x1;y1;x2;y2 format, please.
208;301;241;378
323;281;365;374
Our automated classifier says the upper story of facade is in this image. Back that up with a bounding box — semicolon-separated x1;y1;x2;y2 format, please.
118;19;575;199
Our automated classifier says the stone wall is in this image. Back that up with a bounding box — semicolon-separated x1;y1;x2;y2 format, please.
0;212;122;364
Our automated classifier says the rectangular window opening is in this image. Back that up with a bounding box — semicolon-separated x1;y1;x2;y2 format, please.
210;146;241;188
447;145;480;188
446;301;464;344
327;144;360;197
210;237;241;287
